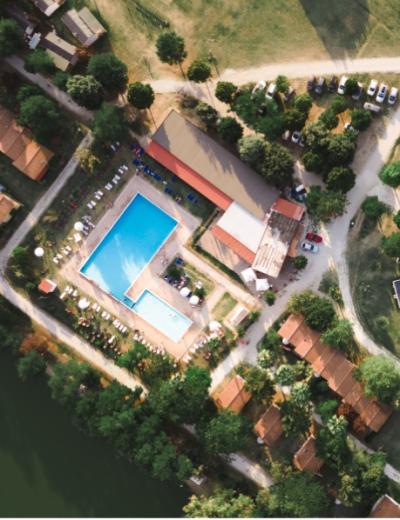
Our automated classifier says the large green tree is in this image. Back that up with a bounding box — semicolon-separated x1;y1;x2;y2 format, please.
321;319;353;351
183;488;255;518
0;18;22;57
257;113;286;141
355;355;400;403
381;232;400;258
195;102;218;129
319;108;339;130
203;411;247;455
217;116;243;145
215;81;237;104
302;151;324;174
379;162;400;188
67;74;103;109
155;31;187;72
92;103;126;143
351;108;372;131
306;186;346;222
18;94;60;144
237;134;265;166
187;59;211;83
260;142;294;188
17;351;46;382
361;196;386;221
289;290;336;332
326;132;356;167
25;49;54;74
87;53;128;94
243;366;275;405
127;82;155;109
330;95;348;115
280;382;313;438
316;414;350;469
325;166;356;193
293;93;313;114
285;108;307;131
275;74;289;93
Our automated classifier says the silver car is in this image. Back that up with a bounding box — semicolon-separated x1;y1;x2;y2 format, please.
376;83;388;103
301;241;319;253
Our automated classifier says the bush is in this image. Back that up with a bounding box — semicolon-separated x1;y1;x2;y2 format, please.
361;196;386;221
264;291;276;306
67;75;103;109
294;93;312;113
351;108;372;131
302;151;324;174
381;232;400;258
293;255;308;269
52;71;70;91
355;356;400;403
217;116;243;145
319;109;339;130
237;135;265;166
17;84;42;103
379;162;400;187
17;351;46;381
25;49;54;74
195;102;218;129
260;142;294;188
215;81;237;104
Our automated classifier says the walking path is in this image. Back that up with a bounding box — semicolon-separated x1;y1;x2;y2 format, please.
5;56;94;125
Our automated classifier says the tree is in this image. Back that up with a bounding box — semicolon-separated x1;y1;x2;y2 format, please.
17;84;42;103
183;488;255;518
76;147;100;174
25;49;54;74
127;82;155;109
354;355;400;403
257;113;286;141
280;382;313;438
289;290;336;332
306;186;346;222
361;196;386;220
17;351;46;382
293;255;308;269
394;211;400;229
18;95;60;144
155;31;187;72
351;108;372;131
302;151;324;173
264;290;276;306
67;74;103;109
52;71;70;91
344;78;359;95
293;93;313;114
276;75;289;93
195;102;218;129
243;366;275;405
187;59;211;83
237;135;265;165
325;166;356;193
215;81;237;104
275;364;296;387
316;399;339;422
381;232;400;258
267;467;331;517
0;18;22;57
330;95;348;115
302;121;330;152
319;109;339;130
87;53;128;94
321;319;353;351
326;132;356;166
260;142;294;188
379;162;400;188
217;116;243;145
285;108;307;132
316;414;350;469
92;103;125;143
203;411;247;455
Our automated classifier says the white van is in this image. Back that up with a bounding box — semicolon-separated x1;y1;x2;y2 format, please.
363;102;381;113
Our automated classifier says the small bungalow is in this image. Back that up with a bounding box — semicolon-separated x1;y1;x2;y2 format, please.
293;436;324;475
38;279;57;294
0;193;20;225
30;0;65;17
254;404;283;447
41;31;79;71
213;374;251;413
370;495;400;517
62;7;106;47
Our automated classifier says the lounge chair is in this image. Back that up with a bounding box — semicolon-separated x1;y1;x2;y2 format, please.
87;202;93;209
112;178;118;185
154;174;162;181
122;164;128;171
53;257;59;264
164;187;173;195
90;200;96;206
115;174;121;180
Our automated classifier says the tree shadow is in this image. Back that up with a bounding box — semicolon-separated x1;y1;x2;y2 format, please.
298;0;370;58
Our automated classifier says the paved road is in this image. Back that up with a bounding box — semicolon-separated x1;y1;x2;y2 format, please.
5;56;94;125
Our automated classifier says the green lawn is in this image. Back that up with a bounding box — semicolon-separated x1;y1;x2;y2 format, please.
212;292;238;322
348;216;400;357
368;410;400;470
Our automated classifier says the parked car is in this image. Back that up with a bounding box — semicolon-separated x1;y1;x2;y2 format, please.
352;82;363;100
314;77;326;95
376;83;388;103
363;101;381;113
266;82;277;99
291;184;307;203
337;75;348;95
388;87;398;105
344;122;358;134
328;75;338;93
307;76;316;92
284;86;295;103
301;241;319;253
252;80;267;95
367;79;378;97
291;131;301;144
305;232;323;243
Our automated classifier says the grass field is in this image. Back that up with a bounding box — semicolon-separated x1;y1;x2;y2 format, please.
212;292;238;321
348;213;400;357
76;0;400;81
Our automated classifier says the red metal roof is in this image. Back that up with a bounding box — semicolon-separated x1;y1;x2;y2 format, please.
272;198;305;222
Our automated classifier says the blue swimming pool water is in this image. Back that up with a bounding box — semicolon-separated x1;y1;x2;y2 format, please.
80;193;177;300
133;290;192;342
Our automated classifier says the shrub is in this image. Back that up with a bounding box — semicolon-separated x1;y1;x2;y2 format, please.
293;255;308;269
379;162;400;187
264;291;276;306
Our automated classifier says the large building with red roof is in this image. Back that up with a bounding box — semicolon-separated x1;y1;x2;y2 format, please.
146;110;305;278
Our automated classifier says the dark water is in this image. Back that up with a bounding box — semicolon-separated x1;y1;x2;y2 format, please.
0;351;188;517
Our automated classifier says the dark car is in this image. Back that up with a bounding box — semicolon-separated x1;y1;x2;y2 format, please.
328;75;338;93
307;76;316;92
314;77;326;95
305;232;323;243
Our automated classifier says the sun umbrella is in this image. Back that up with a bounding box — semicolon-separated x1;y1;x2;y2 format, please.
180;286;191;297
209;320;222;332
78;298;90;310
255;278;270;292
189;295;200;306
241;267;256;283
34;247;44;257
74;221;84;232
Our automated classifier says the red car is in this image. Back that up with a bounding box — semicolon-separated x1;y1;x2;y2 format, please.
306;232;323;243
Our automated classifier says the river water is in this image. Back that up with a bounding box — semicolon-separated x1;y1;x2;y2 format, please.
0;351;188;517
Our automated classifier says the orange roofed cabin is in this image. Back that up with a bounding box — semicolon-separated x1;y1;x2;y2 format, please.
254;404;283;447
370;495;400;518
293;436;324;474
213;374;251;413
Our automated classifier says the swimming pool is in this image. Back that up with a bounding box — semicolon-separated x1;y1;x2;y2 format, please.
133;290;192;342
80;193;177;299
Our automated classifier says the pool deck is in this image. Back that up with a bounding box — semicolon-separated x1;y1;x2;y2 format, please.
60;172;259;360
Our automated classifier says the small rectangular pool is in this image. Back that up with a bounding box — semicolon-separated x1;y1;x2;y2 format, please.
80;193;177;300
133;290;192;342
